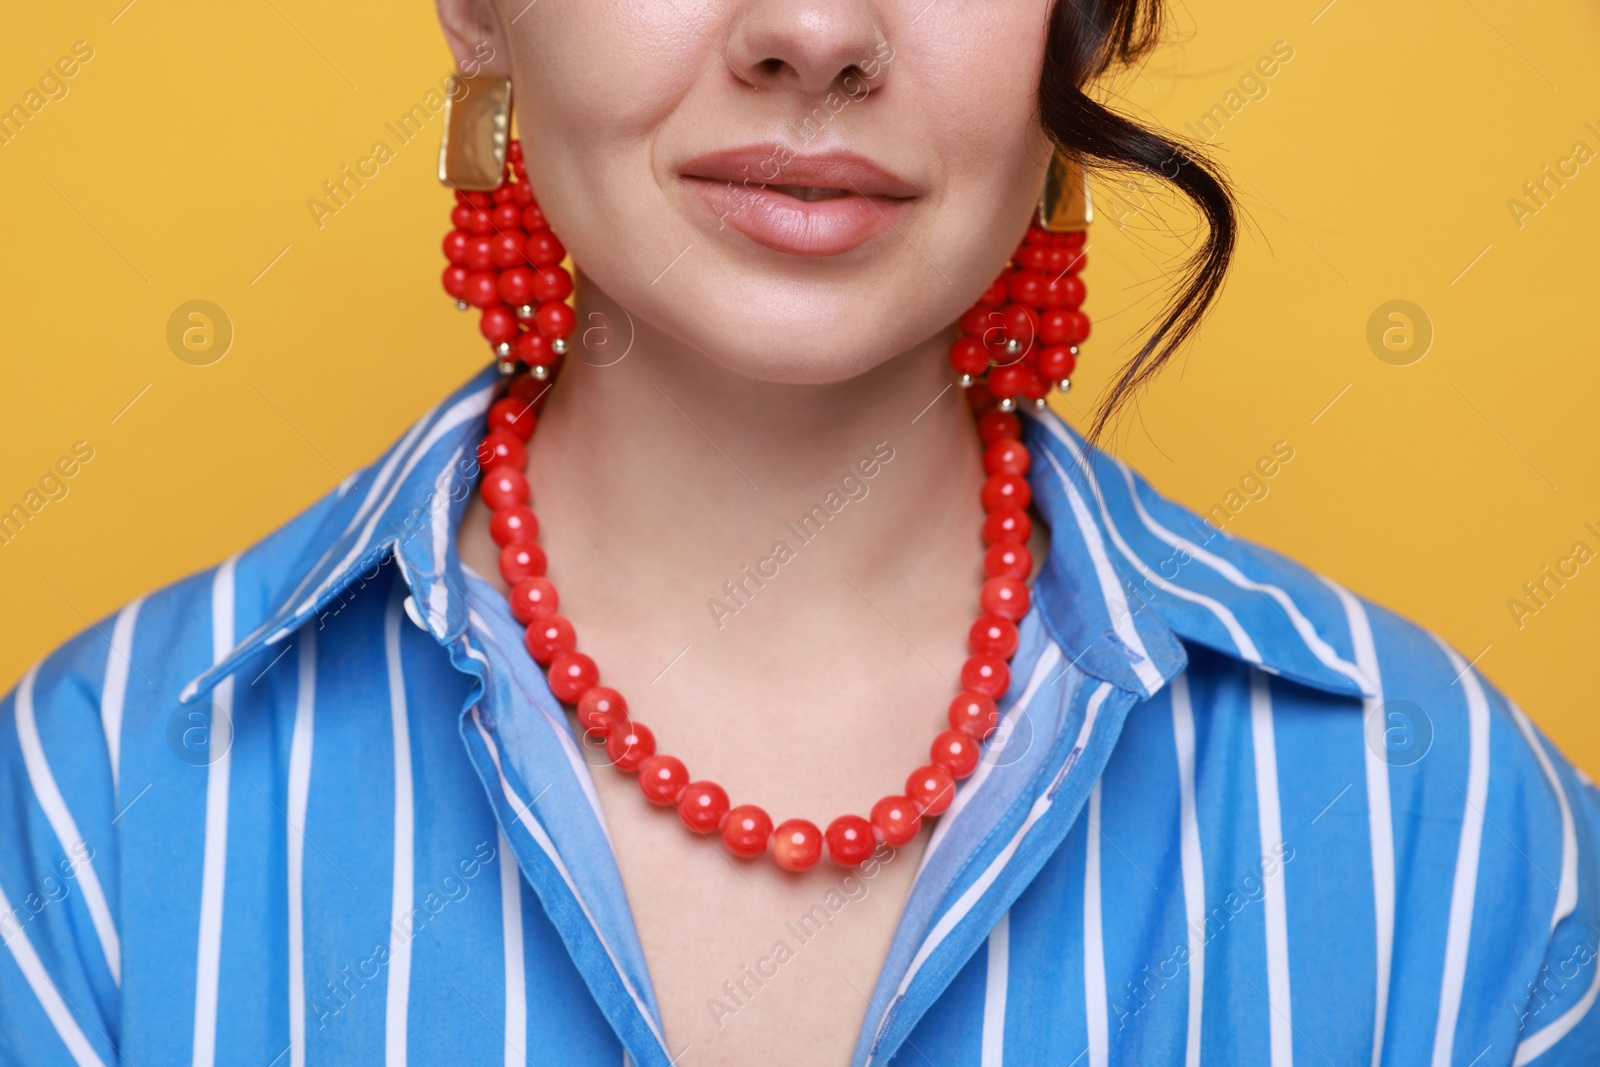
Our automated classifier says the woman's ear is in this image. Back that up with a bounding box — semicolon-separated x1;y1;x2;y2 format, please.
435;0;512;77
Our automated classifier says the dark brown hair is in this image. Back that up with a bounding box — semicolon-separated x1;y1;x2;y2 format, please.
1039;0;1237;440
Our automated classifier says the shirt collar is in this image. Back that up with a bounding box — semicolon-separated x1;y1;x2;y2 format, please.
181;366;1375;704
1020;406;1377;700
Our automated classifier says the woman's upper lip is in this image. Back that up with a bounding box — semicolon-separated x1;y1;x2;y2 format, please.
679;147;919;199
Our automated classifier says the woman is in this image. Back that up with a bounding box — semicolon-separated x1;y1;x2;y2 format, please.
2;0;1595;1064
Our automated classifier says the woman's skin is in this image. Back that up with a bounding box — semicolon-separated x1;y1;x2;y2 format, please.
442;1;1055;1061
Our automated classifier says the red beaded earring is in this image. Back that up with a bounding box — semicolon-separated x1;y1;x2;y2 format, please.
437;75;575;380
947;152;1092;413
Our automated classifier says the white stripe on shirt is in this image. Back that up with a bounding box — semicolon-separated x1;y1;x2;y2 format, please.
100;597;142;796
15;667;120;986
981;911;1009;1066
499;829;527;1067
192;556;238;1067
0;878;106;1066
1249;670;1293;1067
1083;782;1108;1067
287;627;317;1067
1171;672;1206;1067
1328;582;1395;1067
1430;641;1491;1067
1038;447;1164;695
385;586;416;1067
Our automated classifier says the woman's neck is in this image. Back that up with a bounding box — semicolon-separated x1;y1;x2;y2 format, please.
509;278;989;622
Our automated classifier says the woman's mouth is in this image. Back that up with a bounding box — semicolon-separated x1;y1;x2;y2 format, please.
679;148;918;258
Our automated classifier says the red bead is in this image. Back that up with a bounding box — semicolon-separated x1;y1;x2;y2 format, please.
511;181;534;205
961;654;1011;700
976;410;1021;446
1002;304;1039;346
1015;244;1050;271
521;204;547;231
523;614;575;665
492;203;522;231
771;819;823;872
906;764;956;816
988;364;1029;401
477;429;527;472
959;306;999;339
508;576;559;623
575;686;627;734
977;273;1011;307
723;805;773;858
870;796;922;846
980;576;1030;621
464;208;495;235
451;203;473;230
1039;308;1073;346
1043;273;1085;310
491;183;515;204
499;267;537;307
464;236;495;271
515;331;556;367
490;505;539;546
949;691;1001;737
465;271;500;308
525;230;566;266
1023;225;1051;245
983;541;1032;581
1059;310;1091;345
548;651;598;703
982;472;1031;512
612;724;660;775
480;466;529;511
1037;345;1078;383
443;230;470;265
636;752;686;800
532;266;573;303
535;301;576;339
948;337;989;377
498;540;547;583
982;507;1031;546
824;815;876;866
968;615;1019;659
491;233;526;269
479;305;519;345
488;397;536;441
441;265;469;299
1007;270;1046;306
932;729;981;779
983;438;1030;477
677;781;730;834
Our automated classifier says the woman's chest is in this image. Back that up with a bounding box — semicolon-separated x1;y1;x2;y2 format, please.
591;772;928;1066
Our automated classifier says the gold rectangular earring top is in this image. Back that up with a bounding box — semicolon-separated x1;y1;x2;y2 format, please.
1039;151;1093;232
438;75;513;192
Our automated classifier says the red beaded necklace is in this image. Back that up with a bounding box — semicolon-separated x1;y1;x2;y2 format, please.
446;140;1088;872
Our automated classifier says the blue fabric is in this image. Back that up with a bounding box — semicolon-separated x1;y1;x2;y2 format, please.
3;363;1598;1066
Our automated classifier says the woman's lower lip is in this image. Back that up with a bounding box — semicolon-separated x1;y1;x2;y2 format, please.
683;177;911;257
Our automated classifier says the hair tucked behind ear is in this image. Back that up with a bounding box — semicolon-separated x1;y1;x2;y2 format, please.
1039;0;1237;442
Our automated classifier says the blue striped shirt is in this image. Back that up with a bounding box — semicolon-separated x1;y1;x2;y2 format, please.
3;363;1597;1066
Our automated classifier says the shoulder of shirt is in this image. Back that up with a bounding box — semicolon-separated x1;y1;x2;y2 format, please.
3;365;503;738
1021;404;1593;793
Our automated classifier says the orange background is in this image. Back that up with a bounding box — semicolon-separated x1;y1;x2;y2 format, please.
1;1;1597;768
